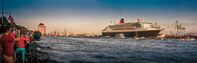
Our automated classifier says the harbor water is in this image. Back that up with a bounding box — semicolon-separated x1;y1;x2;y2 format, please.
36;37;197;63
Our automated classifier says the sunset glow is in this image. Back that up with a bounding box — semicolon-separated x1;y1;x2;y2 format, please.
1;0;197;34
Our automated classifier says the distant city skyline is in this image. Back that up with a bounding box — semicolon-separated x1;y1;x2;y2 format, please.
1;0;197;34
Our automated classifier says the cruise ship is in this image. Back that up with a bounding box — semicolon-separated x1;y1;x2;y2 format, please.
102;18;162;38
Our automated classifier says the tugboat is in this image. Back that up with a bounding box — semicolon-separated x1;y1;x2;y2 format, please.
190;33;197;39
102;18;162;38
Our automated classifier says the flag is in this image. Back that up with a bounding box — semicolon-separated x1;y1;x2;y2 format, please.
8;15;14;22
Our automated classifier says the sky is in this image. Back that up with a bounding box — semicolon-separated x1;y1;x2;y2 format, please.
1;0;197;34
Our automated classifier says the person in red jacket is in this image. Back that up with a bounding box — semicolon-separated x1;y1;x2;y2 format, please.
14;34;26;63
1;26;19;63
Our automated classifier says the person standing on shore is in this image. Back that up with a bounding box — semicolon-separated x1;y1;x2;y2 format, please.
14;33;26;63
0;26;19;63
25;34;30;52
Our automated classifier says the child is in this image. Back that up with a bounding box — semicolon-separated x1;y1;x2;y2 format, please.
14;34;26;63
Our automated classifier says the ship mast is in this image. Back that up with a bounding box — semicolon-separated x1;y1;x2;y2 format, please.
174;20;186;37
175;20;180;37
64;27;67;36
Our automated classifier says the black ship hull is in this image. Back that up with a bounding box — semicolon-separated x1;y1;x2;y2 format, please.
102;30;161;38
191;36;197;39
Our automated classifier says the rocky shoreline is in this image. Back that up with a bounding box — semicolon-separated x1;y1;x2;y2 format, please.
28;41;59;63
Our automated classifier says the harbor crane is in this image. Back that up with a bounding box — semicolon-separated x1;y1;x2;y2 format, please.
166;20;187;38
